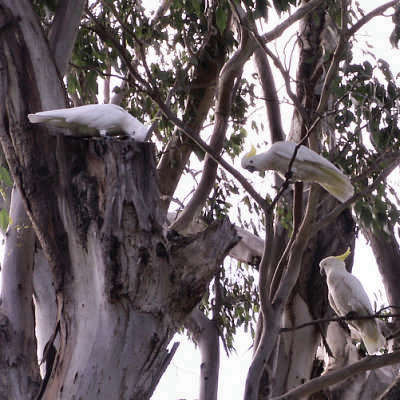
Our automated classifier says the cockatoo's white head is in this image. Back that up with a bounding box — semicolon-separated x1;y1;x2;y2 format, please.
319;247;351;275
241;145;258;172
124;118;149;142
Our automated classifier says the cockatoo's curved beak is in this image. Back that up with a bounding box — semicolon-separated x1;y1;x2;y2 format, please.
334;247;351;261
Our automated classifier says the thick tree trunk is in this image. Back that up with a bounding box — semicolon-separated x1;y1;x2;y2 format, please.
0;188;40;400
0;3;239;399
2;132;238;400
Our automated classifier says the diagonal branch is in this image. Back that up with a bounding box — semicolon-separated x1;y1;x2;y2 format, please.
347;0;399;37
271;351;400;400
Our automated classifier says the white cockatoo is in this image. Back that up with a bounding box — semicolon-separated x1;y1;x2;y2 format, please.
241;141;354;203
28;104;149;141
319;248;385;354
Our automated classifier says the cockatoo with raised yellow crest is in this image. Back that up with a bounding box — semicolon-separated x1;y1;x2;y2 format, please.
241;141;354;203
28;104;149;141
319;248;385;354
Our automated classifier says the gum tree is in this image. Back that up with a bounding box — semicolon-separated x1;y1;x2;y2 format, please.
0;1;399;400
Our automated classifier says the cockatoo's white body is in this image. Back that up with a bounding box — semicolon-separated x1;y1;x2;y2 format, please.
28;104;149;141
241;141;354;203
319;252;385;354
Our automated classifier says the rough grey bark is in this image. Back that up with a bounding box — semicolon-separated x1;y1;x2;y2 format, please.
168;212;264;265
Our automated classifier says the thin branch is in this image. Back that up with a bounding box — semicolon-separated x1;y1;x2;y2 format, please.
314;0;348;116
253;39;308;123
261;0;325;44
271;351;400;400
153;93;265;208
280;311;400;334
347;0;399;37
69;62;128;81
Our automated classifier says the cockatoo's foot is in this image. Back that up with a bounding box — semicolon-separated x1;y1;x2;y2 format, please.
284;171;293;180
345;311;358;320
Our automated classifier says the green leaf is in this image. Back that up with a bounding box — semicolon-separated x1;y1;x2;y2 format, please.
0;167;12;186
191;0;202;16
216;6;228;34
256;0;269;19
0;208;10;231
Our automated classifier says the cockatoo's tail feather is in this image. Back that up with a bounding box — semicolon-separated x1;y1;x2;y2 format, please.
28;114;57;124
317;164;354;202
361;322;386;354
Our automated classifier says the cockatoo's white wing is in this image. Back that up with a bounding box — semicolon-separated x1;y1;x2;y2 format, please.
28;104;148;140
29;104;119;129
327;271;373;315
327;270;385;353
271;141;354;202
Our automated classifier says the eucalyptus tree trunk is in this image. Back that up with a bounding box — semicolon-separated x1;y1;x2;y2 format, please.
0;2;238;399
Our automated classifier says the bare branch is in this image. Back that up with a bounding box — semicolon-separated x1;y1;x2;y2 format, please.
253;47;285;142
253;40;308;123
149;0;173;26
261;0;325;43
49;0;86;76
314;0;348;116
271;351;400;400
280;310;400;334
347;0;399;37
